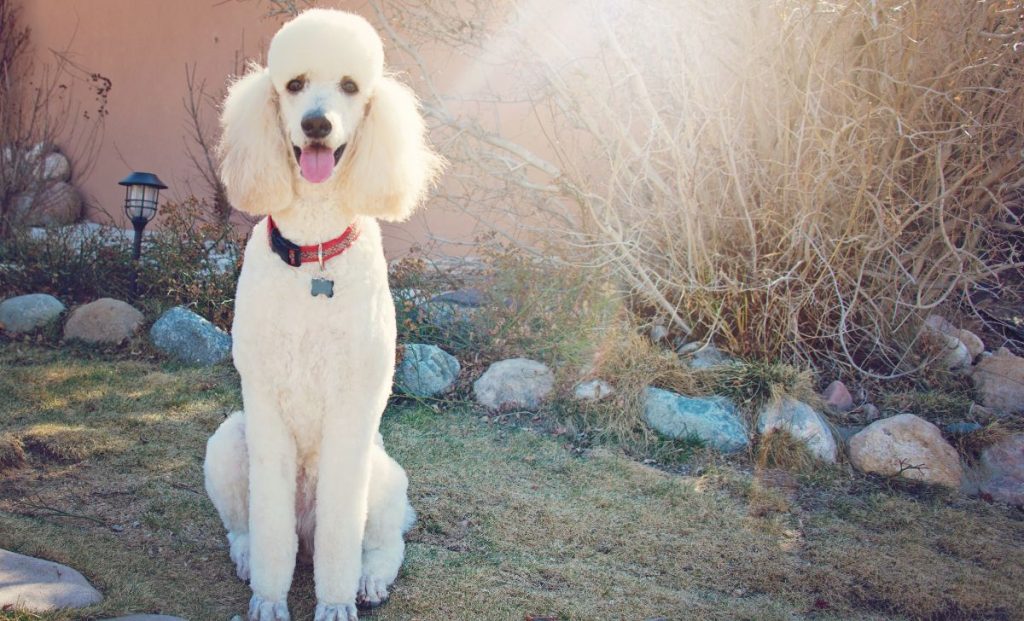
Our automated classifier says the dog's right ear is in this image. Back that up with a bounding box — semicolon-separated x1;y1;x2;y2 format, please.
218;65;294;215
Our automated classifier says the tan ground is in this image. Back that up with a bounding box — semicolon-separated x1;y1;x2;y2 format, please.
0;344;1022;620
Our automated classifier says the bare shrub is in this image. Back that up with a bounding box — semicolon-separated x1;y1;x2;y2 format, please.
375;0;1024;378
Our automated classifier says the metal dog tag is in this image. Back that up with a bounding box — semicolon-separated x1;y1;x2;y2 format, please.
311;278;334;298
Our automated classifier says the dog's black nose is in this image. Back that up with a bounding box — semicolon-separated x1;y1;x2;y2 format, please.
301;113;332;139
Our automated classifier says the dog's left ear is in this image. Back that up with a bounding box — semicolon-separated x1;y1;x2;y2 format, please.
335;77;445;222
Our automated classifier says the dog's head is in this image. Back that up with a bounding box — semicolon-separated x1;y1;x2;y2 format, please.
218;9;443;221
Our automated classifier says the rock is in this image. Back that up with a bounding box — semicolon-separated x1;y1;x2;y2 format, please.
573;379;615;401
822;380;853;413
682;344;734;370
650;324;669;344
944;421;983;435
836;425;864;444
642;387;749;453
40;152;71;182
975;433;1024;506
0;548;103;611
861;403;881;422
21;182;83;227
416;299;475;329
971;348;1024;415
430;288;486;307
63;298;144;344
99;616;186;621
921;315;972;370
150;307;231;366
0;293;65;333
957;328;985;360
757;397;837;462
848;414;964;488
395;344;460;397
473;358;554;411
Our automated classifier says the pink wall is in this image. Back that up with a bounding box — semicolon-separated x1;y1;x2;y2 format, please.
19;1;479;256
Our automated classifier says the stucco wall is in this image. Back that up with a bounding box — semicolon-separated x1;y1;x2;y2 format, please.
19;0;478;255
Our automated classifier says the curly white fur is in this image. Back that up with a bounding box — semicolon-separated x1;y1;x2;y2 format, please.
204;9;442;621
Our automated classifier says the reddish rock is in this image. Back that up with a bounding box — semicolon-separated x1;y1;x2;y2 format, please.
971;348;1024;414
822;380;853;413
64;298;144;344
848;414;964;488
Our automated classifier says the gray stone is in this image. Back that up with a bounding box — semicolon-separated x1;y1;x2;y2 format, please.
473;358;554;411
0;548;103;611
643;387;749;453
430;288;486;307
395;344;460;397
971;347;1024;415
861;403;881;421
650;324;669;344
944;421;983;435
150;306;231;366
63;298;144;344
0;293;65;333
976;433;1024;506
848;414;964;488
416;300;476;329
40;152;71;182
573;379;615;402
681;344;735;370
822;380;853;413
757;397;837;462
21;181;83;227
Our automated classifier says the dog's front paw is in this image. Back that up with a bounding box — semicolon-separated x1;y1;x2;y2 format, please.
248;594;290;621
356;574;390;609
313;601;358;621
228;531;251;582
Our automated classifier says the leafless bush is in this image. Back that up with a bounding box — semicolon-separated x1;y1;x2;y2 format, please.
184;63;231;223
374;0;1024;378
0;0;105;237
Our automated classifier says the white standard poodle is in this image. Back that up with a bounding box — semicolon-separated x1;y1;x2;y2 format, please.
203;9;442;621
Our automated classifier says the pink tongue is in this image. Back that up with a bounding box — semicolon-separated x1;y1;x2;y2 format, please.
299;146;334;183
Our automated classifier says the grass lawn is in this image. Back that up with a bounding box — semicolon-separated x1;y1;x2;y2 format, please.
0;343;1022;620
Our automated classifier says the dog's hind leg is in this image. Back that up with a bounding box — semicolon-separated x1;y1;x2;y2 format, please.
357;434;414;609
204;410;252;581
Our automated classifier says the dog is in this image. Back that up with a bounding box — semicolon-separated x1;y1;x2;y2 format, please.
203;9;442;621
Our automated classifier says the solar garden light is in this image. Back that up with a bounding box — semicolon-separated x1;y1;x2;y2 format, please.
119;171;167;261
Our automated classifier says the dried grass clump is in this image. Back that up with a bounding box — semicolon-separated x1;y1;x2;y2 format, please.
756;429;819;474
22;424;109;463
0;433;26;471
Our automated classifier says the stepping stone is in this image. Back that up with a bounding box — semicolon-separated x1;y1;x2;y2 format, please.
0;548;102;611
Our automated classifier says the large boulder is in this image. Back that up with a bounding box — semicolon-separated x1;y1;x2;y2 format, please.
848;414;964;488
20;181;83;227
975;433;1024;506
63;298;144;344
643;387;749;453
395;344;460;397
0;293;65;333
757;397;837;463
0;549;103;612
971;348;1024;415
150;307;231;366
473;358;554;411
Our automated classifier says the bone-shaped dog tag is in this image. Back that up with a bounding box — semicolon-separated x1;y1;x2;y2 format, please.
311;278;334;298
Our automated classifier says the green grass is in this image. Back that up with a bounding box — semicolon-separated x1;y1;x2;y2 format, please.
1;344;1023;620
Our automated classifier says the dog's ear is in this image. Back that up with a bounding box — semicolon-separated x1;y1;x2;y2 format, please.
218;64;295;215
334;76;444;222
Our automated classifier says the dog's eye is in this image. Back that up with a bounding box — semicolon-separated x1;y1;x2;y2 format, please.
286;78;305;93
340;78;358;94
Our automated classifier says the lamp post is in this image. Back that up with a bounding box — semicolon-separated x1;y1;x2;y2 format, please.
119;172;167;295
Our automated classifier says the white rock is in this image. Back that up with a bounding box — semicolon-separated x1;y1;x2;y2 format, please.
573;379;614;401
39;152;71;182
0;548;103;611
921;315;971;370
473;358;554;411
971;347;1024;415
757;397;837;462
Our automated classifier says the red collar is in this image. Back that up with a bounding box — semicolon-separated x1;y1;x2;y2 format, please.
267;215;359;268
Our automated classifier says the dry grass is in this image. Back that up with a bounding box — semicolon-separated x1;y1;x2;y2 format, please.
0;433;25;471
1;344;1023;620
756;429;820;474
